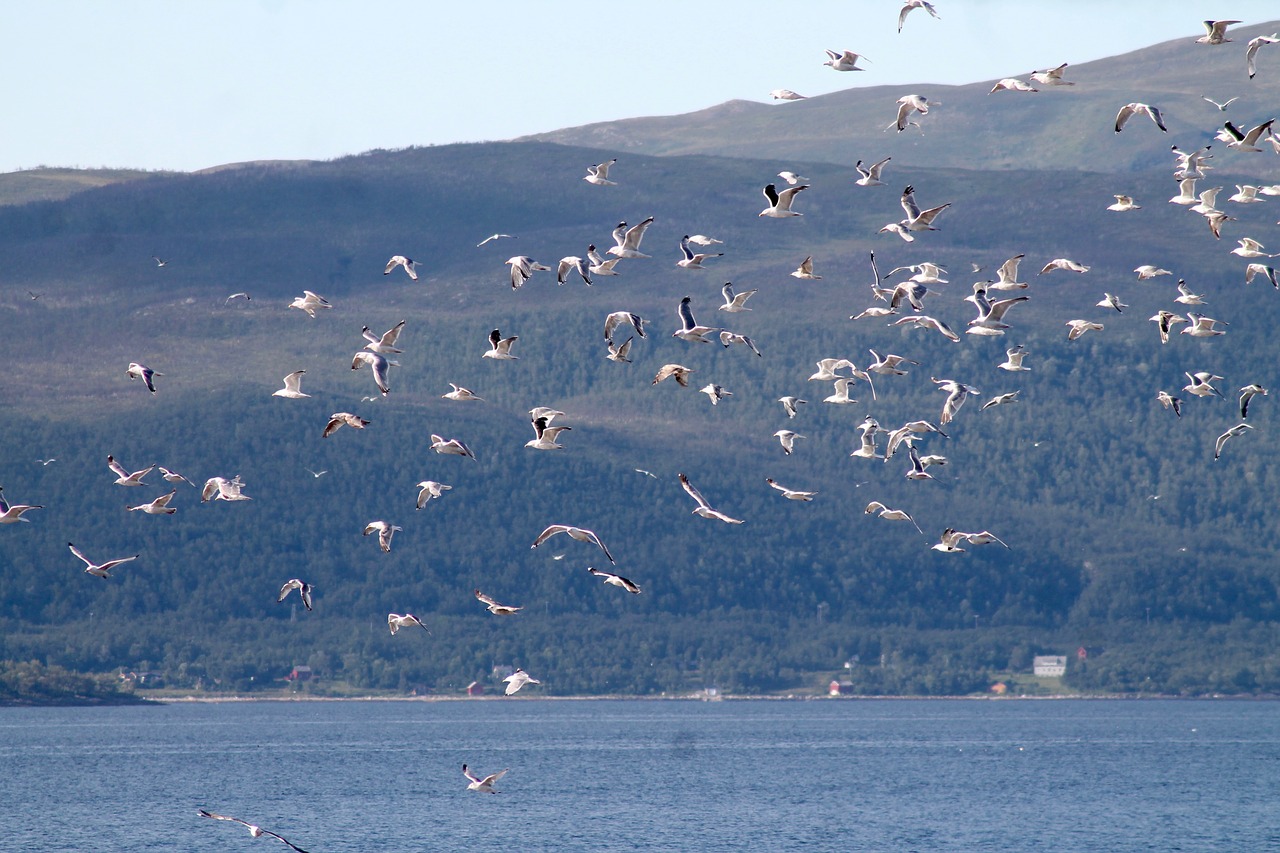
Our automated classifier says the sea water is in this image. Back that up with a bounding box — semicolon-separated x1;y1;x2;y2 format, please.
2;698;1277;852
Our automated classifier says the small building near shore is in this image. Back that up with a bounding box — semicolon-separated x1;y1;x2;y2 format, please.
1033;656;1067;677
285;665;313;682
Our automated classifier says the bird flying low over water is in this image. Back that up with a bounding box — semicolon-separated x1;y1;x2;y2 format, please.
531;524;615;563
197;810;311;853
503;668;540;695
277;579;313;611
588;567;642;594
678;473;744;524
69;543;138;578
462;765;508;793
126;362;160;393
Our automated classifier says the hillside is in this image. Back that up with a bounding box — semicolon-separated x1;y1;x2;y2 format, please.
3;28;1280;698
520;21;1280;172
0;167;161;207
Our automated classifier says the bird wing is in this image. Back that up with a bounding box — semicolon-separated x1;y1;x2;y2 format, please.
532;524;569;548
678;473;711;509
623;217;653;250
67;543;94;567
762;183;780;207
900;185;921;219
107;456;130;479
586;530;616;564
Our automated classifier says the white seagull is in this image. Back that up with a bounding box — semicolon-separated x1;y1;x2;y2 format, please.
718;282;757;312
483;328;519;360
773;429;804;455
107;455;154;487
363;520;402;553
288;290;331;318
700;383;732;406
388;613;430;635
673;296;722;343
557;255;593;286
323;412;369;437
778;396;807;418
587;244;623;277
652;364;695;387
430;434;477;460
687;235;723;246
0;488;42;524
272;370;310;399
823;49;868;71
608;217;655;258
1184;371;1225;398
778;171;809;185
1215;423;1254;459
677;236;723;270
898;0;939;33
1240;384;1268;419
277;579;313;611
865;501;922;533
1066;320;1104;340
532;524;615;563
854;157;891;186
415;480;452;508
989;78;1038;94
350;350;392;396
678;473;744;524
201;475;252;502
363;320;406;354
791;256;821;280
770;89;807;100
526;416;571;450
442;383;484;402
384;255;418;280
1030;63;1073;86
69;542;138;579
588;567;642;594
1108;194;1141;212
462;765;508;794
126;362;161;394
1114;103;1167;133
197;810;310;853
503;669;540;695
584;158;617;186
759;183;808;218
1203;96;1239;111
719;330;761;356
1247;34;1280;78
1040;258;1090;275
126;488;178;515
506;256;551;289
1196;20;1241;45
475;589;522;615
767;478;817;501
476;233;515;247
894;95;932;132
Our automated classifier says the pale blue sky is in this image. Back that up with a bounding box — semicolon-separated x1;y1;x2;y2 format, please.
5;1;1277;173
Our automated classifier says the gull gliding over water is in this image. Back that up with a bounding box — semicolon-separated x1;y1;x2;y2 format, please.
197;810;311;853
462;765;508;794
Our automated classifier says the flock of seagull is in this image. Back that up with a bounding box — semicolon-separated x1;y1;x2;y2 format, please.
6;8;1280;847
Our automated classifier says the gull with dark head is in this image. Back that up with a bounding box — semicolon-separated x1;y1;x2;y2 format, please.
718;282;757;312
609;217;655;258
584;158;617;186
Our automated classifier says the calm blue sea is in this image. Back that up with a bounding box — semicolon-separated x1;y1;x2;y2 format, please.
2;698;1277;852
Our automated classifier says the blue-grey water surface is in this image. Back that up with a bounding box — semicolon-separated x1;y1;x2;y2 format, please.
2;698;1278;852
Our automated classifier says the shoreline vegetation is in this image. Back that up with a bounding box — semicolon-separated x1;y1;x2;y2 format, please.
2;661;1274;707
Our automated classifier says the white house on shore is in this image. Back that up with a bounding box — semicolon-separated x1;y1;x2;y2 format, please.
1033;656;1067;677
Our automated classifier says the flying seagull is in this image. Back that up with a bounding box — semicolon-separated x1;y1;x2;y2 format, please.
323;412;369;437
483;329;519;360
557;255;593;286
107;455;154;487
475;589;522;615
678;473;744;524
69;542;138;579
1239;384;1268;419
415;480;452;508
759;183;809;218
1115;103;1167;133
718;282;757;312
441;383;484;402
608;217;655;258
1215;423;1254;459
823;49;869;71
363;520;402;553
505;256;551;289
588;566;642;594
531;524;615;563
126;362;160;394
384;255;418;280
388;613;430;635
584;158;617;186
1247;34;1280;78
288;290;331;318
0;488;42;524
503;668;540;695
898;0;939;33
476;233;515;247
854;157;891;187
351;350;392;396
767;478;817;501
277;579;313;611
197;810;311;853
1196;20;1241;45
272;370;310;399
363;320;406;354
126;488;178;515
462;765;508;794
864;501;922;533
